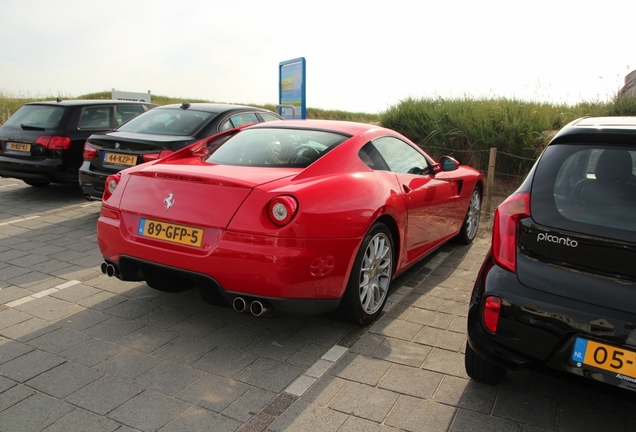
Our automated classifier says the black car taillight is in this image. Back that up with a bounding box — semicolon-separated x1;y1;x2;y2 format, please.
143;149;174;162
483;296;501;333
83;142;97;160
35;135;71;150
492;192;530;273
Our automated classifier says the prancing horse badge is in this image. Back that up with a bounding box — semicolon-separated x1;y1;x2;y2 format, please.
164;193;174;211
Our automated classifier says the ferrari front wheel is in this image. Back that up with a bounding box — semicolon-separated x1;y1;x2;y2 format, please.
340;222;394;325
456;186;481;244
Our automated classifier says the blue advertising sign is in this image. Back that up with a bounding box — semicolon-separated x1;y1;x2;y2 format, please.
278;58;306;119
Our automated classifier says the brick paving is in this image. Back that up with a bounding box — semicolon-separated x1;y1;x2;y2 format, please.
0;178;635;432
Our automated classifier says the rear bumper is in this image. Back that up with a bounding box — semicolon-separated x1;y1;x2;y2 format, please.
78;162;109;200
467;253;636;391
103;255;342;316
97;207;362;306
0;156;76;183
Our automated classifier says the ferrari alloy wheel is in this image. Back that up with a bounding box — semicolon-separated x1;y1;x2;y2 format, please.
457;186;481;244
341;222;394;325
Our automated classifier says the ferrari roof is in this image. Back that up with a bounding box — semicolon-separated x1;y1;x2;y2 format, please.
250;119;384;135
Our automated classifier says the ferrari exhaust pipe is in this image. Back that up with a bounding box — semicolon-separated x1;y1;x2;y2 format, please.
249;300;272;317
232;297;247;313
101;262;116;277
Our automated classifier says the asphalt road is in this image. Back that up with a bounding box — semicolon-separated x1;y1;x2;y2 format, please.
0;178;634;432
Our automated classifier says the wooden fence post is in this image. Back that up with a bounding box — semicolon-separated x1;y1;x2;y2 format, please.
484;147;497;216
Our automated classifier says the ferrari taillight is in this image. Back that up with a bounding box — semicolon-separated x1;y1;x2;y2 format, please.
143;149;174;162
103;173;121;201
35;135;71;150
268;196;298;227
483;296;501;333
492;192;530;273
83;142;97;160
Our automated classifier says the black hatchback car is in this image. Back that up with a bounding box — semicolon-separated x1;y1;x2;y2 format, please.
466;116;636;393
79;103;283;200
0;100;156;187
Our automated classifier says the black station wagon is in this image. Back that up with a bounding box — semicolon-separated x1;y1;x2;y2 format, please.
466;116;636;393
0;99;156;187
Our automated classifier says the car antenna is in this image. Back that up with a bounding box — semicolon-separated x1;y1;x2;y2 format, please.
56;97;62;103
180;102;191;110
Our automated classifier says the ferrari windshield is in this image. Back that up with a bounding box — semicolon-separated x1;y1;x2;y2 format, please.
206;128;348;167
118;108;215;136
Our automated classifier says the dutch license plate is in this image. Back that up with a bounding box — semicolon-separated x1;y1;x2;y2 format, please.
571;337;636;379
7;142;31;152
138;218;203;247
105;152;137;166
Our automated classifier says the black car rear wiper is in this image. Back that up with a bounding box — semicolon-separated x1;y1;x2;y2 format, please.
20;124;46;131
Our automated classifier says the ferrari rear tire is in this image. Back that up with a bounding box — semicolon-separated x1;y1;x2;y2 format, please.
465;343;506;384
340;222;394;325
456;186;481;244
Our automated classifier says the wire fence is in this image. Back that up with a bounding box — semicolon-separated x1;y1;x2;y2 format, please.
422;144;537;219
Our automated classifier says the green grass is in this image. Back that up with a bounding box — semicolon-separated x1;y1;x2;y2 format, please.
380;96;636;175
2;89;636;177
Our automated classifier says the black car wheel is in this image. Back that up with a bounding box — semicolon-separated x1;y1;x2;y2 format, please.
340;222;393;325
23;179;50;187
465;343;506;384
456;186;481;244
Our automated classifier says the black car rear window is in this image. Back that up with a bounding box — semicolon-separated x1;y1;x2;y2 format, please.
118;108;214;136
4;105;65;129
531;144;636;241
206;128;347;168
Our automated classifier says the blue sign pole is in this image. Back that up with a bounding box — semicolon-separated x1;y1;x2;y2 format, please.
278;58;306;119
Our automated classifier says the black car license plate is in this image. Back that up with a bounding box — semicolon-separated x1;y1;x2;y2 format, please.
104;152;137;166
572;337;636;379
7;142;31;152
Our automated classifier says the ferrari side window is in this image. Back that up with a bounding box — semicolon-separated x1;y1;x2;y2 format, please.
372;136;428;175
359;143;389;171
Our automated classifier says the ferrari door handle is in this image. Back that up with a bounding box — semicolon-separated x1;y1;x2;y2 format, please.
403;184;412;193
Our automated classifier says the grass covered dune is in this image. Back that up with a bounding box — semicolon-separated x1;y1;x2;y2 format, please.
2;90;636;177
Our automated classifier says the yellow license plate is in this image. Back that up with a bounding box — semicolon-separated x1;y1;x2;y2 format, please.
572;337;636;379
7;142;31;152
138;218;203;247
105;152;137;166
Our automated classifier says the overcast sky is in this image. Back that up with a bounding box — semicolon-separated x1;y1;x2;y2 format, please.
1;0;634;113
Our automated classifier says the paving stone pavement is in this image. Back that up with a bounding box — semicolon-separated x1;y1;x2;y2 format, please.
0;178;635;432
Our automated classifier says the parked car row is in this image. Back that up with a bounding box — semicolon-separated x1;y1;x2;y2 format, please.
0;99;283;198
3;97;636;396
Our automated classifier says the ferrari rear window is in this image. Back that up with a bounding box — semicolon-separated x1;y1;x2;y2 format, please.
4;105;66;129
206;128;347;167
118;108;214;136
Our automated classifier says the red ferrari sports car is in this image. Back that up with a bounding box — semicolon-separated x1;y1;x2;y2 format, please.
97;120;483;324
